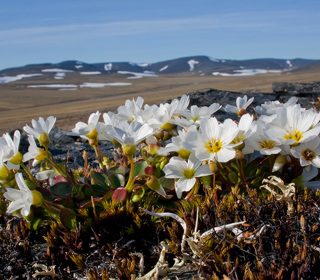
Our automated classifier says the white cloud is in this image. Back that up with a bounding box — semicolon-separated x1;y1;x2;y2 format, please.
0;10;318;47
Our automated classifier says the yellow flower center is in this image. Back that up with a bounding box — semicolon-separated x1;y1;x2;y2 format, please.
231;133;245;144
284;130;303;142
302;149;315;161
177;148;191;159
192;116;199;122
259;139;277;149
182;168;196;179
205;139;223;153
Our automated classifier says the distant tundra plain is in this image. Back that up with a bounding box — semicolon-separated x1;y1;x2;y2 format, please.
0;67;319;134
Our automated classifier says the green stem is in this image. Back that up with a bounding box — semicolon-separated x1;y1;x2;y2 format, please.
20;162;39;187
125;155;135;193
93;144;104;170
239;158;250;192
141;148;151;165
213;171;219;207
47;157;67;177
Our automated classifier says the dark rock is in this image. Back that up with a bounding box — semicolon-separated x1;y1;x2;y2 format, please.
272;81;320;96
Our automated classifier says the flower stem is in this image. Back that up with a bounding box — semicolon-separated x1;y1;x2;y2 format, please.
239;158;250;192
141;148;151;165
20;162;39;187
213;171;219;207
47;156;67;177
125;155;135;193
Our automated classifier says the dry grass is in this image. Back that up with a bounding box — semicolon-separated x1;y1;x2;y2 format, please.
1;69;319;134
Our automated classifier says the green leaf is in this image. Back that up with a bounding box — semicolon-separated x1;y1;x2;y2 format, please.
92;171;110;187
60;207;77;230
50;182;73;197
109;174;125;189
108;165;127;176
91;184;110;196
29;217;43;230
159;177;175;191
133;161;148;178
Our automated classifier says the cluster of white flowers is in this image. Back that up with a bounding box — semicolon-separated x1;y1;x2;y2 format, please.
68;94;320;197
1;94;320;215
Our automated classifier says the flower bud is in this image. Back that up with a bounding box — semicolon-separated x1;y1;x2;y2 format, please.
86;128;98;140
122;144;137;157
177;148;191;159
146;175;166;196
9;152;23;165
209;160;218;173
145;165;161;177
272;155;286;172
145;144;160;156
0;165;10;180
39;133;50;149
161;122;176;131
31;190;44;207
112;139;122;148
35;148;48;162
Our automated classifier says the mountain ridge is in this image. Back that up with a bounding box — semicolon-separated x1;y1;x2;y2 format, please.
1;55;319;80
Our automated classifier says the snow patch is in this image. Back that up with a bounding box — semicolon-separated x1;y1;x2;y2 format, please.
130;62;149;67
75;65;83;69
27;84;77;88
80;82;132;88
209;57;220;63
212;69;282;77
80;71;102;75
159;65;168;72
188;59;199;71
0;74;43;83
104;63;112;71
118;71;158;79
42;68;73;73
54;73;66;80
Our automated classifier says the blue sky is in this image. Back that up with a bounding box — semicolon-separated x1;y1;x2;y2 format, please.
1;0;320;70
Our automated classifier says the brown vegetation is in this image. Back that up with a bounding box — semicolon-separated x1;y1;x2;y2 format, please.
0;68;319;134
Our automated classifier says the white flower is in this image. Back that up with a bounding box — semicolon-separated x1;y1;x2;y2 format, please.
291;138;320;168
186;117;239;162
225;95;254;116
0;130;22;163
255;97;297;116
231;113;257;148
36;169;57;185
139;104;175;132
244;120;282;155
267;105;320;145
71;111;101;139
23;136;45;166
157;126;197;157
163;155;212;198
169;94;190;115
107;120;154;146
116;96;144;121
24;116;56;139
4;173;33;216
170;103;221;129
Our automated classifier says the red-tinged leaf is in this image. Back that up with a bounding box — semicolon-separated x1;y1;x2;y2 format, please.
54;175;68;184
111;187;127;203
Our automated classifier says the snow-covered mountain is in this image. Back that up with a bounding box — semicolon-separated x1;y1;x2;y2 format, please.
0;55;319;83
